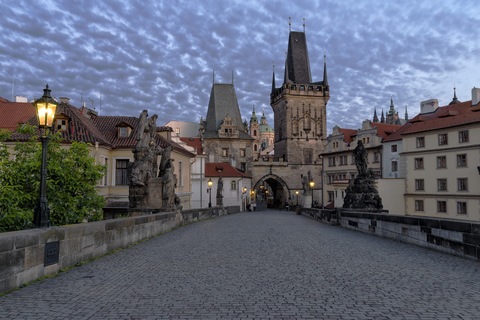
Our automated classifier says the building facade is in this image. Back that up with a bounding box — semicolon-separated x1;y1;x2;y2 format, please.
402;88;480;220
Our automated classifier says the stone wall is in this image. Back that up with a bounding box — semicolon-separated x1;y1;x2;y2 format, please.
340;210;480;261
0;206;238;294
301;208;480;261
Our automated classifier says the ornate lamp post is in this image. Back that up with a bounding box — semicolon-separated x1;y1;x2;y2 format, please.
243;186;247;211
208;178;213;207
309;179;315;208
33;85;58;228
296;190;299;207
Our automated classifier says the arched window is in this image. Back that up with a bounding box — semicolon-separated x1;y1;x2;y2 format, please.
253;130;257;136
254;144;258;151
231;181;236;190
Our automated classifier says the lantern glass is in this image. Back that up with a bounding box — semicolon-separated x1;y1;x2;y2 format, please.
34;85;58;129
208;179;213;188
309;180;315;188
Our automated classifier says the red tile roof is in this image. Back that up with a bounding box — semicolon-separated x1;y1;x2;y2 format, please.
3;101;194;158
0;98;36;131
370;122;402;139
339;128;357;143
402;100;477;135
382;121;413;142
92;116;195;157
205;163;251;178
180;137;203;154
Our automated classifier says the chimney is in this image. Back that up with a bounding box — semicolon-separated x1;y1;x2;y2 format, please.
59;97;70;104
420;99;439;114
472;87;480;106
14;96;28;103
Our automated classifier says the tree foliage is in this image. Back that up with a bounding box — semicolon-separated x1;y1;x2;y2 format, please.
0;126;106;232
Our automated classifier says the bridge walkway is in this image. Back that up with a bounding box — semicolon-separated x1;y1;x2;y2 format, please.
1;209;479;319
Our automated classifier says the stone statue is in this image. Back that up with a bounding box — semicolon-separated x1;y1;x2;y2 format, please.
301;170;313;195
162;159;177;208
129;110;179;211
217;176;223;197
343;141;383;210
158;145;173;178
353;141;368;177
136;110;158;149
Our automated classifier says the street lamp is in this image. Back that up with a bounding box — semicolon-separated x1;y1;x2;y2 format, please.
296;190;299;207
33;85;58;228
208;178;213;207
309;179;315;208
243;187;247;211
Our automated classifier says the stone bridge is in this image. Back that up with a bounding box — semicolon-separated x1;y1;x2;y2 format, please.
1;209;480;319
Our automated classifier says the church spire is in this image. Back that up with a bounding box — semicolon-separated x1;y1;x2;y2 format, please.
373;107;379;123
323;53;328;87
405;104;409;121
381;109;385;123
388;95;395;115
271;62;275;94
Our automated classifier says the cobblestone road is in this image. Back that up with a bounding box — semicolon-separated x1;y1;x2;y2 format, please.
1;210;480;319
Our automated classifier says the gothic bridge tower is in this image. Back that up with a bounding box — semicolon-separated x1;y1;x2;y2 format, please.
252;26;329;209
271;31;329;162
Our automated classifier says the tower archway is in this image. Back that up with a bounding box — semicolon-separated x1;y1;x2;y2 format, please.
253;174;291;209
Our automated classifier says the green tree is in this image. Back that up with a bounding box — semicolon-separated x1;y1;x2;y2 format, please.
0;126;107;232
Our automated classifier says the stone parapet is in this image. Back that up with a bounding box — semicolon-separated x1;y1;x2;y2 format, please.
340;210;480;261
0;206;239;294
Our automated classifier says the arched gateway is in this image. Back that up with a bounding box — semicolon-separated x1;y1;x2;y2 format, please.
253;174;291;209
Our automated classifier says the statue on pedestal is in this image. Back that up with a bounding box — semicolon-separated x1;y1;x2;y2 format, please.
128;110;179;211
343;141;383;210
216;176;224;207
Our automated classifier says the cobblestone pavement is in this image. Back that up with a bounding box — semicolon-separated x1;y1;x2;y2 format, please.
2;210;480;319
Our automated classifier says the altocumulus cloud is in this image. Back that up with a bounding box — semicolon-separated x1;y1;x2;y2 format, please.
0;0;479;132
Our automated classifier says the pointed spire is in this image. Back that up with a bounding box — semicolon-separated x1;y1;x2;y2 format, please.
213;70;215;84
303;18;305;32
271;62;276;93
388;95;395;115
232;70;234;85
323;52;328;87
289;17;291;32
381;109;385;123
373;108;379;123
405;104;409;121
449;87;461;105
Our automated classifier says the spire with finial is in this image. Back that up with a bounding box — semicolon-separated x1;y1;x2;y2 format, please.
250;104;258;125
449;87;461;105
373;107;379;123
405;104;409;121
289;17;291;32
381;109;385;123
271;61;276;94
388;95;395;115
232;70;234;85
303;18;305;32
323;52;328;87
213;70;215;84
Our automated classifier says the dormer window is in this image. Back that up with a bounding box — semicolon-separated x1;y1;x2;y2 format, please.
56;119;67;131
119;127;129;137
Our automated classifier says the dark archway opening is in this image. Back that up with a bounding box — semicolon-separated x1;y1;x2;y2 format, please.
254;175;290;210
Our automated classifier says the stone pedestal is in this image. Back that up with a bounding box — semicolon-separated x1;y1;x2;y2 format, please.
343;173;383;209
302;195;312;208
216;195;223;207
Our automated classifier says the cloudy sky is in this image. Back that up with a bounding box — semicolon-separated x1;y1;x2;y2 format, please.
1;0;479;133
